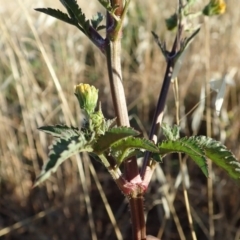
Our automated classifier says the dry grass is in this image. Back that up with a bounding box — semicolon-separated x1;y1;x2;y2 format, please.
0;0;240;239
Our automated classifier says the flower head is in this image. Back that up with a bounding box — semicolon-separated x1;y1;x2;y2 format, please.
74;83;98;114
203;0;226;16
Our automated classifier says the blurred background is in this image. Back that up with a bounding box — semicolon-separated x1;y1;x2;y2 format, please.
0;0;239;239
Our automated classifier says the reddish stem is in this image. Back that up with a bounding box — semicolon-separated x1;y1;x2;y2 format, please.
129;192;146;240
111;0;123;16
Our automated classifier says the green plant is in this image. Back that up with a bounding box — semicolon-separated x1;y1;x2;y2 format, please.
34;0;239;239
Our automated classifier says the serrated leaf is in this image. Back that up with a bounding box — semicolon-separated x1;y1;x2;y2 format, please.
162;123;180;141
158;137;208;177
35;8;76;25
59;0;80;20
192;136;240;180
38;125;79;138
112;137;159;153
34;133;91;187
96;25;106;31
111;137;159;165
60;0;89;33
93;127;140;154
151;153;162;163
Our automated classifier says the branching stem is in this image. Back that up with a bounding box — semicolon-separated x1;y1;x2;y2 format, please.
141;25;183;182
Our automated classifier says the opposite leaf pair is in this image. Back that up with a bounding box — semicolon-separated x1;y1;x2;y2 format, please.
35;85;240;189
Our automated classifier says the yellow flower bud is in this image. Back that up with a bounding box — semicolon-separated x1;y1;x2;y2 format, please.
203;0;226;16
74;83;98;114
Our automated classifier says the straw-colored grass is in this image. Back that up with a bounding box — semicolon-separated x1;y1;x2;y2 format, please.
0;0;239;239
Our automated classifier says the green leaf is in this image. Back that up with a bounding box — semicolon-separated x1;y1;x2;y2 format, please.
38;125;79;138
111;137;159;165
158;137;208;177
60;0;89;33
192;136;240;180
165;13;178;31
91;12;105;30
112;137;159;153
59;0;76;19
49;0;89;34
93;127;140;154
60;0;80;19
35;8;76;25
96;25;106;31
162;123;180;141
157;134;240;181
34;132;91;187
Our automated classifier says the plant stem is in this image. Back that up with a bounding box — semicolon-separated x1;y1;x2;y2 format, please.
204;18;215;240
105;6;145;239
105;11;139;181
111;0;123;17
129;193;146;240
105;39;129;127
99;154;127;192
141;27;182;182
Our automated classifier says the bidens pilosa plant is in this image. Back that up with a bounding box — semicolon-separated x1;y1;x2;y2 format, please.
34;0;239;239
